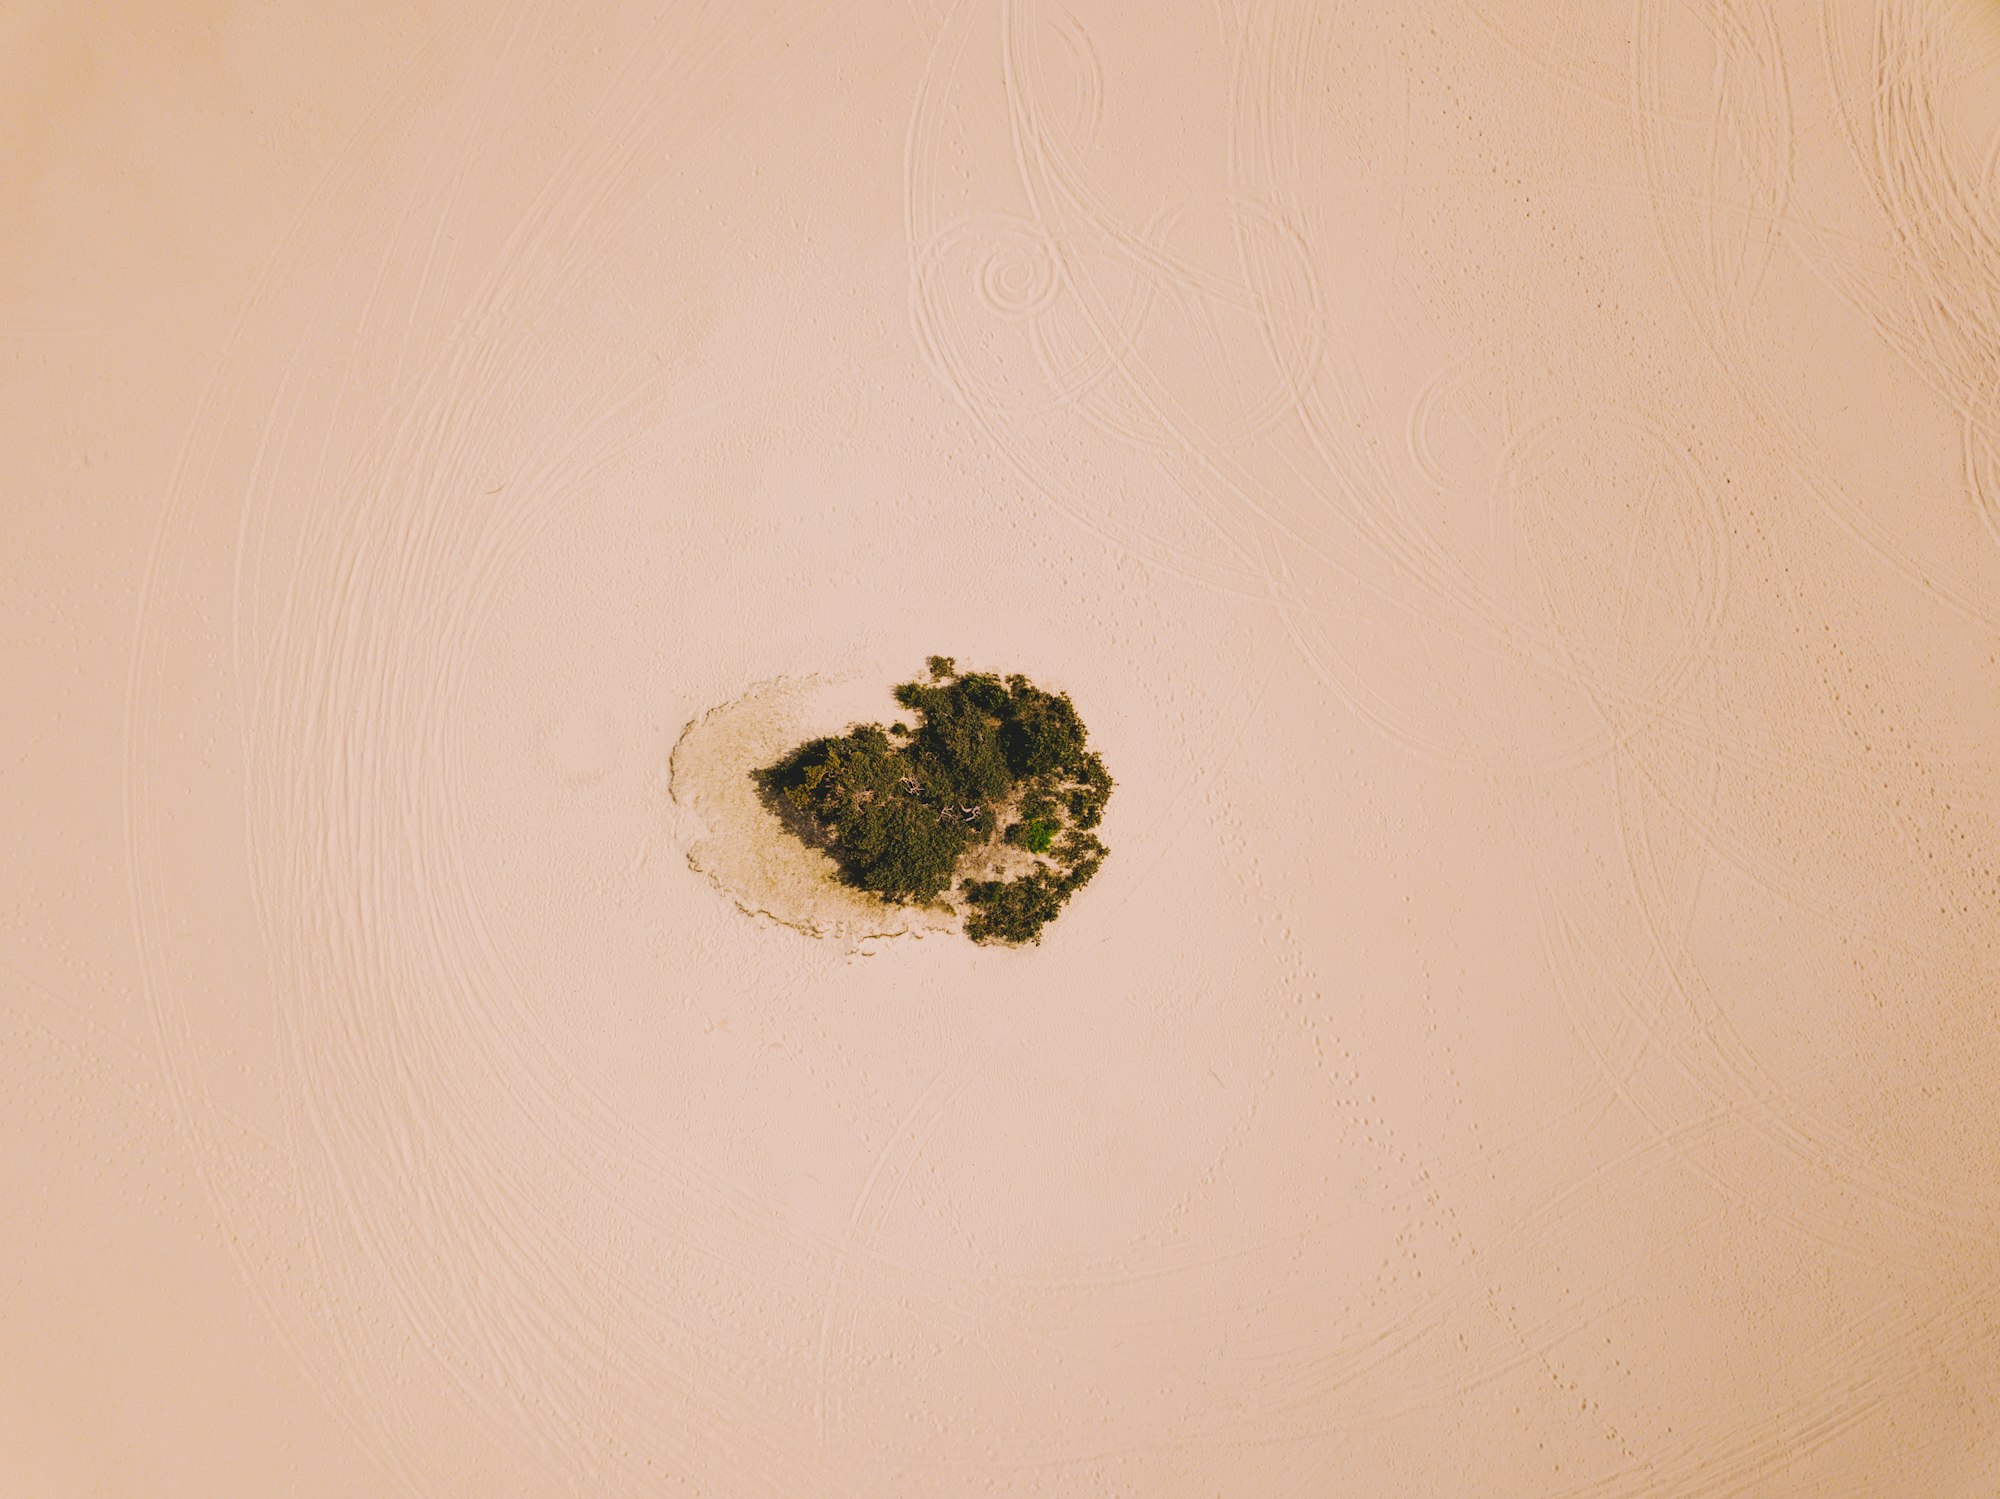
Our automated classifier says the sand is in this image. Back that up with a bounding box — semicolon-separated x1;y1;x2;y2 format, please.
6;1;2000;1493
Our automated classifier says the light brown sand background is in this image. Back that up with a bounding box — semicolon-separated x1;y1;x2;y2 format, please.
7;1;2000;1493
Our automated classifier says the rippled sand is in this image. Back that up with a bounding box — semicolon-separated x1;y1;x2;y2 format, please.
7;2;2000;1494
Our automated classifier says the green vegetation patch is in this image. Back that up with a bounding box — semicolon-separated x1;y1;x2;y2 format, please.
753;656;1112;945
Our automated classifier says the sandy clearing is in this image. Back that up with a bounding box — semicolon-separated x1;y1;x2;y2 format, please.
6;1;2000;1494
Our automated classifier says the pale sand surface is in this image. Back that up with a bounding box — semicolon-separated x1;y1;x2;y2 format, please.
7;1;2000;1493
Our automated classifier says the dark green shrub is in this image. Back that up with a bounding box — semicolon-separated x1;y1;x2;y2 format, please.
755;659;1113;944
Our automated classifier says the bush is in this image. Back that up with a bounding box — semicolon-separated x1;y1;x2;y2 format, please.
1006;818;1056;855
755;658;1113;944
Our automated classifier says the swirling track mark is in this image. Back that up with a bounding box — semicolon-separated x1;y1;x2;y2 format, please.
1495;405;1729;721
1968;418;2000;552
976;5;1331;479
1564;577;1996;1247
1405;357;1504;499
1459;0;1706;126
1630;0;1798;352
1632;0;2000;728
123;2;540;1489
133;0;895;1489
1134;193;1326;453
1530;534;2000;1246
1446;392;1993;1253
1229;5;1757;782
976;220;1063;319
904;5;1307;599
810;1037;1000;1444
1781;0;2000;631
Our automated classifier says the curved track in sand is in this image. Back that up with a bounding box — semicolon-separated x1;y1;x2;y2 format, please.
7;1;2000;1494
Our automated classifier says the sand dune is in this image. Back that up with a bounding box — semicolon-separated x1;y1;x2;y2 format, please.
6;1;2000;1493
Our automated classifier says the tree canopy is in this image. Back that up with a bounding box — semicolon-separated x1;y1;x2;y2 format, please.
753;658;1112;944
